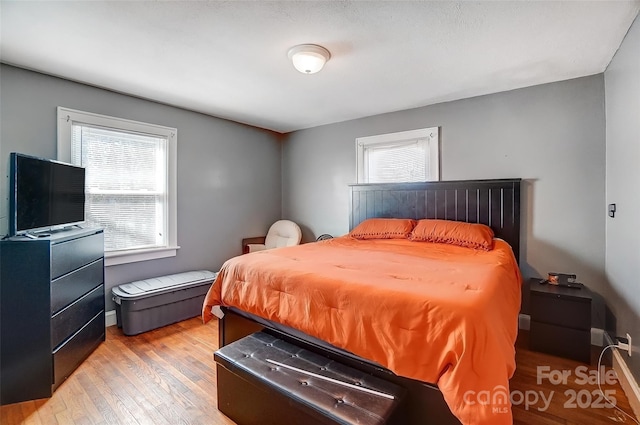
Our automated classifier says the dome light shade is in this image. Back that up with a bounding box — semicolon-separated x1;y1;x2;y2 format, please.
287;44;331;74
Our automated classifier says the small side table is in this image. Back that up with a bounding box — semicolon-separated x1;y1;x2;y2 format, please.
529;278;592;363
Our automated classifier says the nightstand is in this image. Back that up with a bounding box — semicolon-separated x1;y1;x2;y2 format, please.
529;278;592;363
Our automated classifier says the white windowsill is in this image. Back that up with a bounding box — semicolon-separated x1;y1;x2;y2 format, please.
105;246;180;267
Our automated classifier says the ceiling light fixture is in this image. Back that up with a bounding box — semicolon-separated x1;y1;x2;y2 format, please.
287;44;331;74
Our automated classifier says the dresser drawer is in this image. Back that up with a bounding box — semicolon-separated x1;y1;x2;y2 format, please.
530;321;590;363
530;292;590;330
51;232;103;279
51;258;104;314
51;285;104;350
52;311;104;390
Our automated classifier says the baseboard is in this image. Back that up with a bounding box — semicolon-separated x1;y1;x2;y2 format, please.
599;333;640;420
591;327;605;347
611;343;640;420
105;310;117;327
518;313;530;330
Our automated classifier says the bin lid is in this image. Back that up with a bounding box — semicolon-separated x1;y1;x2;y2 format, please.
112;270;217;300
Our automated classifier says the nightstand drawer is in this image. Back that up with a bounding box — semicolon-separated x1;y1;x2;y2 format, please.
530;292;590;330
530;321;590;363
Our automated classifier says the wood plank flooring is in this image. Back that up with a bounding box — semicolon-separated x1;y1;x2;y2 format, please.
1;318;233;425
1;318;637;424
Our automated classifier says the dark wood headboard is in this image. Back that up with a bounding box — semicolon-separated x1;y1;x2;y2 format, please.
349;179;521;261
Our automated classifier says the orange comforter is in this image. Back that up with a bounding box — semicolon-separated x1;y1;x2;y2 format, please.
203;237;521;425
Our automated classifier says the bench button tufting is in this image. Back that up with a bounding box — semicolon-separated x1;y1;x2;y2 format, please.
214;332;405;425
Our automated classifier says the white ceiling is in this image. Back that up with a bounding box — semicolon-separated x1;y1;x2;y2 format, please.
1;1;639;134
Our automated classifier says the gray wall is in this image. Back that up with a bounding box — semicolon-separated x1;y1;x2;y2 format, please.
604;15;640;381
0;64;282;310
283;75;607;322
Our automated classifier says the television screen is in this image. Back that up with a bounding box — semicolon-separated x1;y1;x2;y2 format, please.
9;153;85;236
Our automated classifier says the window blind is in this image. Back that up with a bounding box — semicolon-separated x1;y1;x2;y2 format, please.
364;139;428;183
71;125;168;251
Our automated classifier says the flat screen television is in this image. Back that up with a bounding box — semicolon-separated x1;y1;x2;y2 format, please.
9;153;86;236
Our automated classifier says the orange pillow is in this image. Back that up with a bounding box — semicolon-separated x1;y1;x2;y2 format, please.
409;219;494;250
349;218;417;240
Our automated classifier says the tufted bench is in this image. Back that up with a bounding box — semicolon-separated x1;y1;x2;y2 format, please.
214;332;405;425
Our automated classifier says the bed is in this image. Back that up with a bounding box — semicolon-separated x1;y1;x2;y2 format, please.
203;179;522;425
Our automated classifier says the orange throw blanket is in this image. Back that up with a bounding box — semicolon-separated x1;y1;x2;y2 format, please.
203;237;521;425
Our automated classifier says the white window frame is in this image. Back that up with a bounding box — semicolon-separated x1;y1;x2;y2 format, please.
57;107;179;267
356;127;440;183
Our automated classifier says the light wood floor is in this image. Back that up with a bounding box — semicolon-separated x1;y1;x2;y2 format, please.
1;318;637;425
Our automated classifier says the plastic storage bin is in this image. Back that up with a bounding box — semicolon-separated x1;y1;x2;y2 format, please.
112;270;217;335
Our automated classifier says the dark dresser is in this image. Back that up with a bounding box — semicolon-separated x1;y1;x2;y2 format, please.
0;228;105;404
529;278;592;363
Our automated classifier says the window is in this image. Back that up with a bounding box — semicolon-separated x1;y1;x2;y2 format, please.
356;127;440;183
57;107;178;266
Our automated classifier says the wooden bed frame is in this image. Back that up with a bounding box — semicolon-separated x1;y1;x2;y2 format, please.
217;178;521;425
